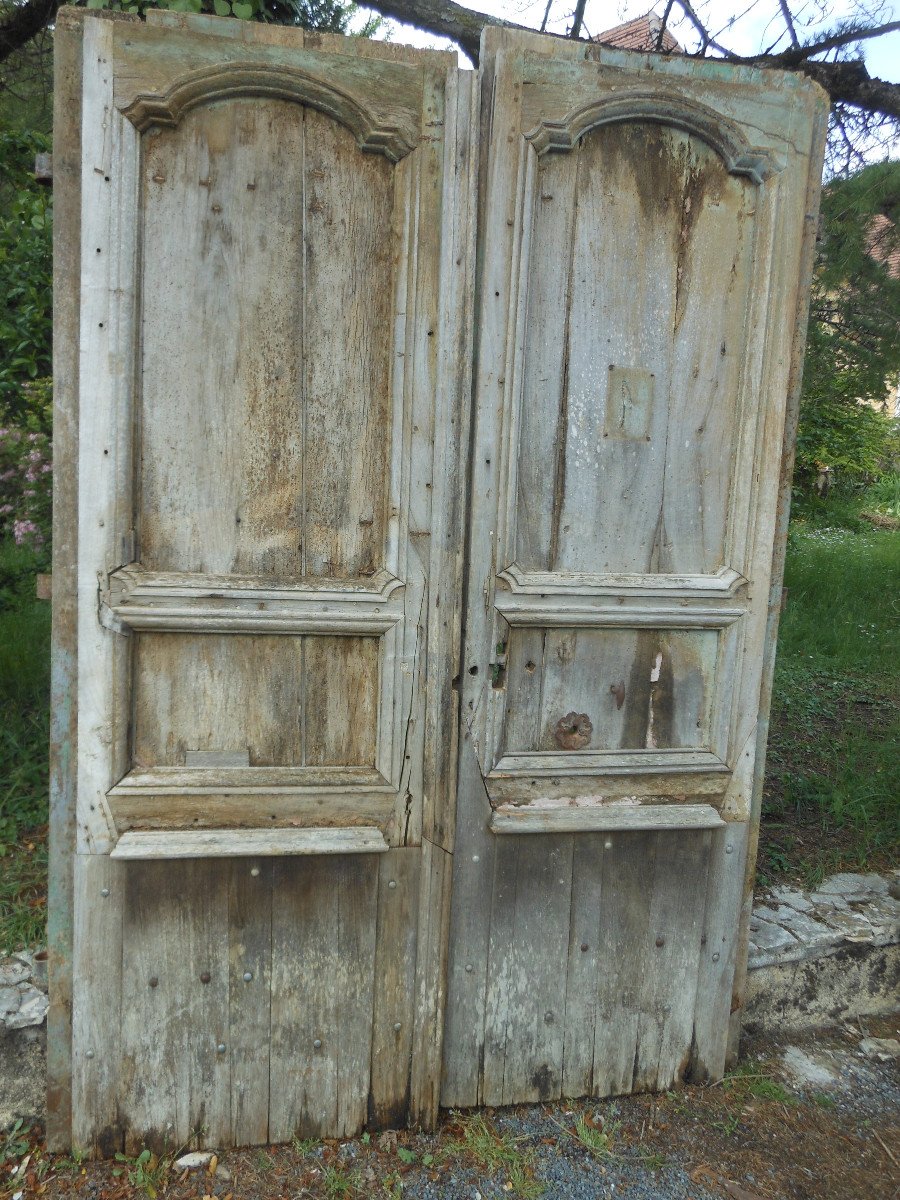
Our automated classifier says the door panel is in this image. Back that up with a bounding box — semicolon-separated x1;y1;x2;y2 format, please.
62;9;476;1149
442;28;826;1107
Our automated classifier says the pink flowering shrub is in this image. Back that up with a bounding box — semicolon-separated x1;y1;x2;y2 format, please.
0;381;52;556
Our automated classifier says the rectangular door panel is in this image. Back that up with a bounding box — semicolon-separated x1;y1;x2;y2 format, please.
443;27;827;1109
54;9;477;1151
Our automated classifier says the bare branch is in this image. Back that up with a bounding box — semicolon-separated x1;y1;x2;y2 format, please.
655;0;676;52
778;0;800;47
568;0;587;39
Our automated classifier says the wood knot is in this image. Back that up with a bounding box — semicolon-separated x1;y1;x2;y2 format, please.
554;711;592;750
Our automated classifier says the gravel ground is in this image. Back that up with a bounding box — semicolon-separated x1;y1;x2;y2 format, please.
2;1018;897;1199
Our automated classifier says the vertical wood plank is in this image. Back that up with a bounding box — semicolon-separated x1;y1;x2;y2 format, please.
633;831;710;1092
76;14;139;852
440;735;496;1108
690;823;749;1081
269;857;378;1140
591;832;656;1097
561;835;605;1098
369;849;420;1127
409;838;454;1126
120;861;231;1152
302;108;394;578
498;836;573;1104
47;5;86;1152
71;854;124;1156
228;858;273;1147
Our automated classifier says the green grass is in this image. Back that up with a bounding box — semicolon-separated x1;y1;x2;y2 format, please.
0;538;51;949
761;511;899;887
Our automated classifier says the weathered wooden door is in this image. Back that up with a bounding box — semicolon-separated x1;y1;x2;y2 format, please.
442;29;826;1106
51;8;476;1151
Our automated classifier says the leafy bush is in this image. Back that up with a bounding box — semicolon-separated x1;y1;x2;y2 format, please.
796;161;900;488
0;128;52;425
0;384;53;558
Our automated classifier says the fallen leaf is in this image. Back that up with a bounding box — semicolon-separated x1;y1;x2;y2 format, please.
207;1155;218;1176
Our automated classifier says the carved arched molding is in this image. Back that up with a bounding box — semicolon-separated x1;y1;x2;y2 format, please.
524;92;783;183
121;63;417;162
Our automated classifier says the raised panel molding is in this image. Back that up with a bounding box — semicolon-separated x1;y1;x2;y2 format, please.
121;62;418;161
524;91;784;183
103;566;405;635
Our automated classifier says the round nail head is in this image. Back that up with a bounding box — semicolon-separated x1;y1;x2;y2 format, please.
200;971;211;984
388;880;397;889
149;976;158;988
243;971;253;982
313;1038;322;1049
217;1043;226;1054
393;1022;402;1032
250;866;260;877
100;888;110;897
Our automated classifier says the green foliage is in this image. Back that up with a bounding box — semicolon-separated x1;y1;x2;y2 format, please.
863;471;900;517
797;161;900;486
761;517;899;885
0;127;52;424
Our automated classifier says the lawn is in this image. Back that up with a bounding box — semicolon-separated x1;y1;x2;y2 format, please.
0;506;897;949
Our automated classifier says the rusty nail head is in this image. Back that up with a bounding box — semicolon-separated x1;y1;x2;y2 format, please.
544;1011;554;1024
655;937;665;947
580;943;589;953
149;976;158;988
200;971;211;984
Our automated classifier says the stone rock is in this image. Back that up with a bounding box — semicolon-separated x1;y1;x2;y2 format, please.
5;986;49;1031
0;986;22;1017
814;907;873;942
814;873;886;900
0;960;30;988
175;1151;216;1169
766;887;814;913
858;1037;900;1061
748;919;797;957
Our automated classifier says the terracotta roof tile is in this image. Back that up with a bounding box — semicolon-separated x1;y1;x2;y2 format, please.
596;10;682;53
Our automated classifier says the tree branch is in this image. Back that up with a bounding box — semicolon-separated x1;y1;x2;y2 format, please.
568;0;587;40
0;0;61;64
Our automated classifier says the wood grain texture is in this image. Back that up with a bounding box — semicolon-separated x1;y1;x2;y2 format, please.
227;859;273;1146
269;857;379;1140
111;827;389;858
71;854;124;1156
120;860;231;1151
47;5;87;1152
490;804;724;834
132;633;379;769
369;849;420;1127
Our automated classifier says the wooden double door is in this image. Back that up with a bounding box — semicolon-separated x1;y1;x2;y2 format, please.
51;10;825;1151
